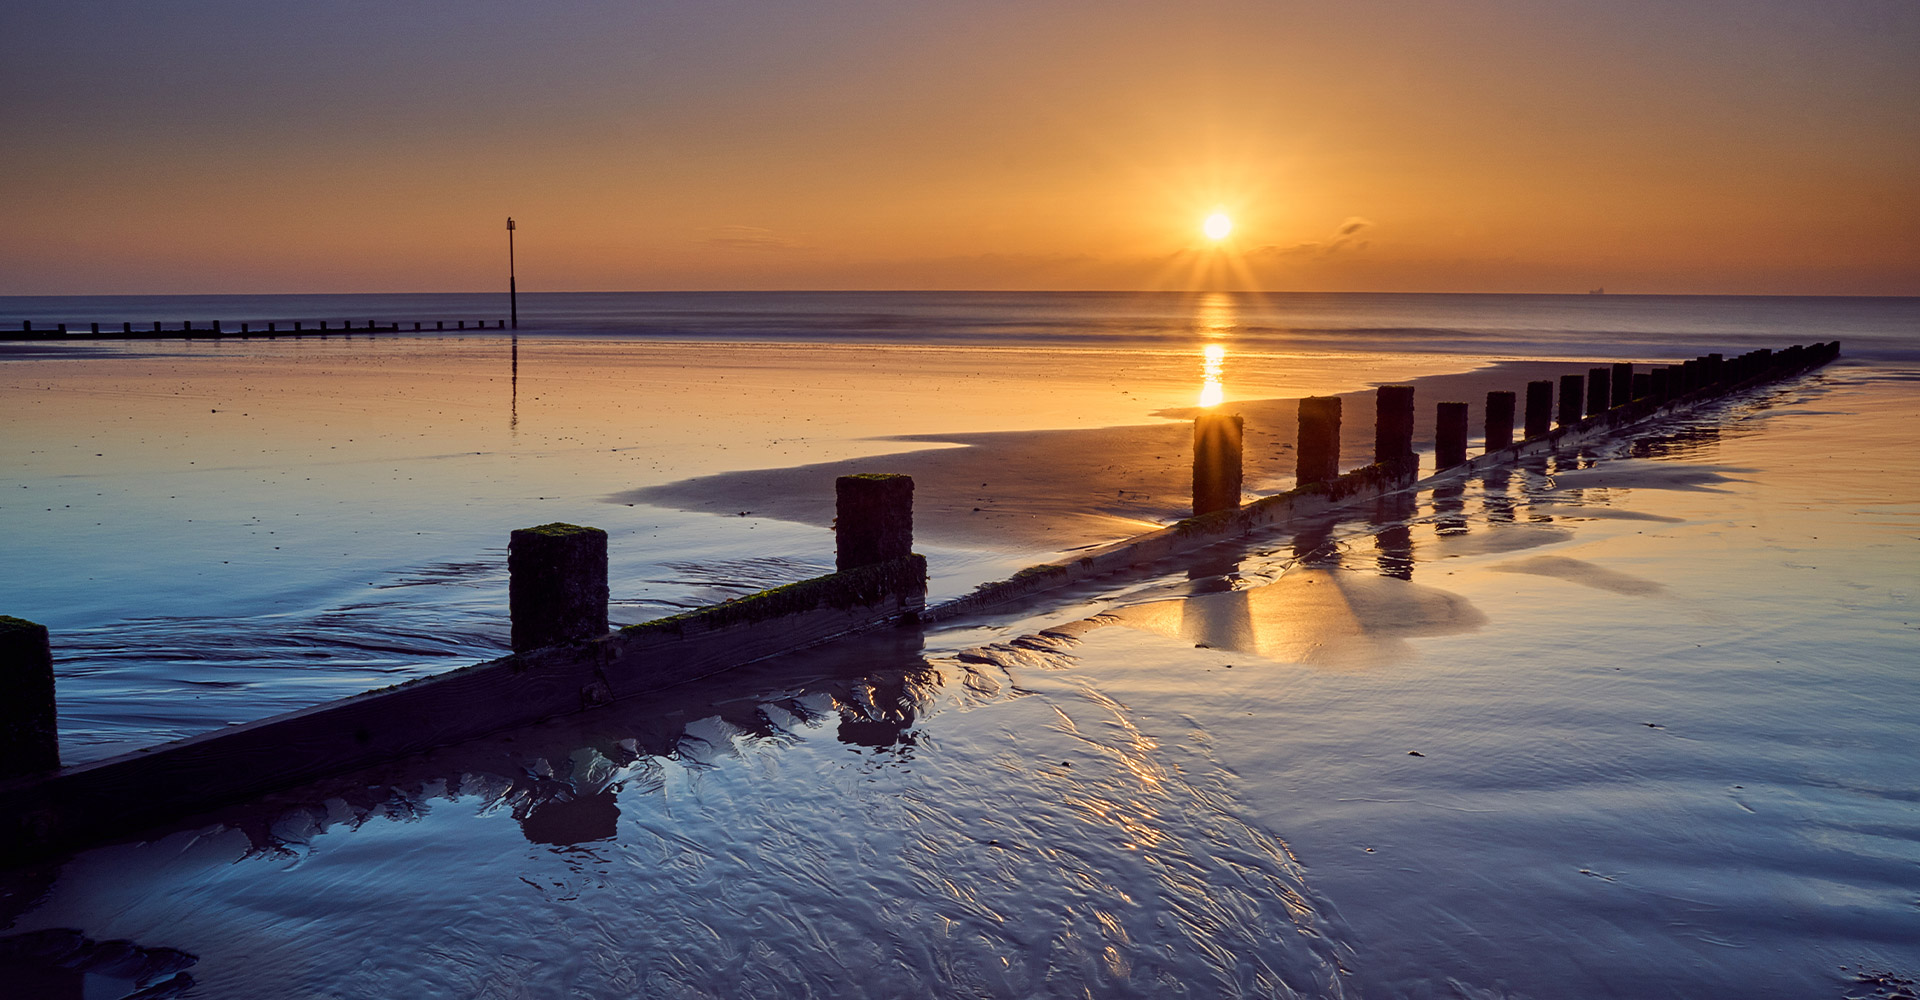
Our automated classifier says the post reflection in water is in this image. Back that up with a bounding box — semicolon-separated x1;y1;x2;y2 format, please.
1371;489;1418;580
509;335;519;432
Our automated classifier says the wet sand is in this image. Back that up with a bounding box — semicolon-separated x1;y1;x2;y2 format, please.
5;361;1912;999
619;359;1607;553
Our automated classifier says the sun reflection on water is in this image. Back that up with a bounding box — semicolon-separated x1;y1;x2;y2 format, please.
1199;343;1226;407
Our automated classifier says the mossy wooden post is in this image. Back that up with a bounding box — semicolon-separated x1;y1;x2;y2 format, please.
1436;402;1469;468
1524;380;1553;439
1192;412;1244;516
1374;385;1415;469
1585;367;1610;416
1558;374;1584;426
509;524;609;653
1611;362;1633;407
1484;390;1515;452
1296;396;1341;486
0;616;58;778
836;474;914;571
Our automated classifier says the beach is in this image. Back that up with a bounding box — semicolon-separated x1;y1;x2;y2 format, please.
1;292;1916;997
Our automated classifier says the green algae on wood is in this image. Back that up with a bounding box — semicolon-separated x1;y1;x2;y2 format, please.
623;554;926;639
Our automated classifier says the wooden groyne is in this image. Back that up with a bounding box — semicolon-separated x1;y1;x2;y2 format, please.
0;476;924;862
0;342;1840;861
924;341;1843;620
3;318;508;341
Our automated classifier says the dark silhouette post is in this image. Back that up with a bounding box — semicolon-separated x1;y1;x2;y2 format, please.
1296;396;1342;486
1524;380;1553;439
1;615;59;777
1374;385;1415;470
1485;390;1515;452
836;474;914;571
508;524;609;652
1586;367;1610;416
1192;412;1244;515
507;217;518;330
1436;402;1469;468
1558;374;1584;426
1611;362;1633;407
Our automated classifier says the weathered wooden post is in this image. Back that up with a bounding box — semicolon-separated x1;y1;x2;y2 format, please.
1706;353;1724;386
1525;380;1553;439
1632;372;1651;399
1484;390;1515;452
1558;374;1584;425
1297;396;1342;485
1374;385;1415;469
1650;366;1671;401
90;323;99;334
1611;362;1633;407
1;616;59;778
508;524;609;652
1436;402;1469;468
123;322;132;333
1192;412;1244;515
1585;368;1609;416
837;474;914;570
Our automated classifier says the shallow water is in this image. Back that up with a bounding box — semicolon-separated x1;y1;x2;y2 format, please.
0;328;1475;761
4;359;1915;999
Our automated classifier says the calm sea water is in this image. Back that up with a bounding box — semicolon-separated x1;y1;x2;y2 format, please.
7;289;1919;361
1;292;1916;998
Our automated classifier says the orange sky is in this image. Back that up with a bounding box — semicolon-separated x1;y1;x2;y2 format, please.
4;1;1915;295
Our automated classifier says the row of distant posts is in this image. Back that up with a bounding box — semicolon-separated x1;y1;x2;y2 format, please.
1192;346;1830;516
11;319;507;338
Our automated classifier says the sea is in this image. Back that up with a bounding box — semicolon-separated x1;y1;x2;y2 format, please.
1;291;1916;998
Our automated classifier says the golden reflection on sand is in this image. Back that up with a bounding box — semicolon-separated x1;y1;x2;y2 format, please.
1110;569;1486;668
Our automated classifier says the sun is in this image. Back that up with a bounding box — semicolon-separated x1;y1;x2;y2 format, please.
1202;212;1233;241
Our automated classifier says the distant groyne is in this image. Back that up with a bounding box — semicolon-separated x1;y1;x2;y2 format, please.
4;318;508;340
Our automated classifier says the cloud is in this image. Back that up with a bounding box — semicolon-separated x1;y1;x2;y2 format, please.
702;225;806;251
1251;216;1376;260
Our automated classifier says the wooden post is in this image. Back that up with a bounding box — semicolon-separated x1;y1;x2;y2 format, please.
1558;374;1584;425
1192;412;1244;515
1;616;59;778
508;524;609;653
1632;372;1651;399
1374;385;1415;469
90;323;99;334
1707;353;1724;386
1297;396;1341;485
438;321;445;330
1484;390;1515;452
837;474;914;571
1524;380;1553;439
1436;402;1469;468
1650;367;1670;401
123;322;131;333
1585;367;1609;416
1611;362;1633;407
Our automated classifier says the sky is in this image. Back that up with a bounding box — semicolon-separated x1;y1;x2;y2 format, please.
3;0;1916;295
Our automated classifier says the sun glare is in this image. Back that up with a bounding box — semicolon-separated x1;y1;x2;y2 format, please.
1203;212;1233;241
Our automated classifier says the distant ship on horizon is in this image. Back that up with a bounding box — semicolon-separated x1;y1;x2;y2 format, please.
1588;287;1606;295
